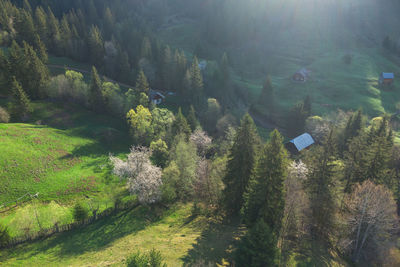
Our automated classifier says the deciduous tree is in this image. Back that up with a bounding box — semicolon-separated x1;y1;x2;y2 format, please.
341;180;398;263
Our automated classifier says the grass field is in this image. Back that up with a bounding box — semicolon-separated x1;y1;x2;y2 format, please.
237;48;400;118
0;204;241;267
0;101;132;237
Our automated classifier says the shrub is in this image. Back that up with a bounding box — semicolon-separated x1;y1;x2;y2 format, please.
0;222;10;247
73;203;89;222
126;249;167;267
0;106;10;123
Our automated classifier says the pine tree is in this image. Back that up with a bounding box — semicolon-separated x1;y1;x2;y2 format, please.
103;7;114;39
235;219;277;267
60;15;72;54
190;56;204;105
182;69;192;99
174;49;187;91
88;25;104;67
258;75;274;112
141;37;152;59
47;7;62;54
187;105;199;131
221;52;230;85
161;45;172;90
89;66;105;112
22;0;32;14
16;10;36;45
243;130;288;232
344;117;394;190
87;0;99;22
0;50;9;96
287;102;308;137
117;50;132;84
341;109;364;154
34;7;47;43
222;113;260;215
33;34;48;63
135;70;150;94
171;108;191;140
22;42;50;99
305;130;338;244
9;77;33;120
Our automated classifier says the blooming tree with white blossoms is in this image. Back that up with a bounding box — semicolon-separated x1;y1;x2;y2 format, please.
110;146;162;205
190;129;212;156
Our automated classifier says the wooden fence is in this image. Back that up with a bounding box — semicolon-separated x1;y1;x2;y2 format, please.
1;200;139;249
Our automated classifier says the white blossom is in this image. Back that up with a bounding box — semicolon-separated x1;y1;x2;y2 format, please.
110;146;162;205
190;129;212;156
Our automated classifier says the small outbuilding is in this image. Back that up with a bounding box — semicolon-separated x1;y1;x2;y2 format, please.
292;68;311;82
379;72;394;85
285;133;315;153
150;91;166;105
198;60;207;71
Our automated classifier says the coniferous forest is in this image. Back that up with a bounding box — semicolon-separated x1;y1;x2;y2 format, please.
1;0;400;266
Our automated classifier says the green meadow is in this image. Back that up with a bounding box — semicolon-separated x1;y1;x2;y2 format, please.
0;204;241;267
0;101;132;237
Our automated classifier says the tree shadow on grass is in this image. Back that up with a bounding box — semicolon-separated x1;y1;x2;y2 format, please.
2;205;164;262
181;218;244;266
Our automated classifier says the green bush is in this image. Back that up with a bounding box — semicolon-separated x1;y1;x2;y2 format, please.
0;222;10;247
126;249;167;267
0;106;10;123
73;203;89;222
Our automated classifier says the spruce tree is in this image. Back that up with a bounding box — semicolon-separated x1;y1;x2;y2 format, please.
171;108;191;140
287;102;308;137
46;7;62;55
141;37;152;59
341;109;364;154
0;50;9;96
243;130;288;232
89;66;105;112
221;52;230;85
9;77;33;120
22;42;50;99
235;219;277;267
135;70;150;94
222;113;260;215
88;25;104;67
34;7;47;43
187;105;199;131
103;7;114;39
34;34;48;63
16;10;36;45
162;45;172;90
22;0;32;14
305;130;338;244
190;56;204;105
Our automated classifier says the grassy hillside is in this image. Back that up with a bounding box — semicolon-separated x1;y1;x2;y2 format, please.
0;101;132;236
0;204;236;267
248;49;400;117
0;102;129;203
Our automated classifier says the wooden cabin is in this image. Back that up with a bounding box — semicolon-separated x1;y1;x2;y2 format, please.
285;133;315;153
293;68;310;82
150;91;166;105
379;72;394;85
